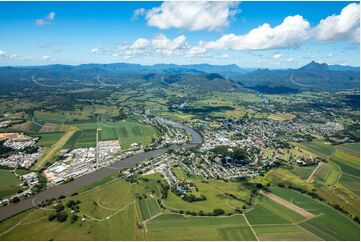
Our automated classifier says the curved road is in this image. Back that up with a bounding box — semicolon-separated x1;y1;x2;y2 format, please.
0;119;202;221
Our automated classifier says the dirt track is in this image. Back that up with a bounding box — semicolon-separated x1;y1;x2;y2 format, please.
260;190;315;219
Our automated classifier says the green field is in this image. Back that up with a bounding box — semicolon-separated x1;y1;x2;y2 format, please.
253;224;321;241
330;148;360;177
0;169;20;198
164;179;250;214
339;173;360;195
33;112;66;124
245;195;304;225
0;179;143;240
264;168;313;192
311;162;340;185
290;165;317;180
296;140;335;159
30;132;65;147
138;198;161;221
70;119;158;149
146;214;256;240
269;187;360;241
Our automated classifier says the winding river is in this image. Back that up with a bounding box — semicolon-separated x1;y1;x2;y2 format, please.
0;119;202;221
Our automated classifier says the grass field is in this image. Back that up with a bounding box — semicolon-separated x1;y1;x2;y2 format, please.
269;187;360;241
290;165;317;180
163;178;250;214
0;179;143;240
0;169;20;198
30;132;65;147
264;168;313;192
146;214;256;240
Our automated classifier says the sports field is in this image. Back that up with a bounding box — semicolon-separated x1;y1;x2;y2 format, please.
0;169;20;198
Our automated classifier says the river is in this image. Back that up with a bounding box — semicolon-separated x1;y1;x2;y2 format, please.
0;118;202;221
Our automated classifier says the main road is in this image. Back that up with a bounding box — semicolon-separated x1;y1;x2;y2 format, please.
0;119;202;221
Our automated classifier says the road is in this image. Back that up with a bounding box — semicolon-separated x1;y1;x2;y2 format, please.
0;118;202;221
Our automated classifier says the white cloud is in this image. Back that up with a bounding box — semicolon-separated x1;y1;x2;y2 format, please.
36;11;56;26
151;34;187;50
129;38;149;49
41;55;50;61
272;53;282;59
0;50;7;58
287;58;294;62
314;3;360;43
140;1;240;31
203;15;310;51
91;48;99;54
185;46;207;57
132;8;146;20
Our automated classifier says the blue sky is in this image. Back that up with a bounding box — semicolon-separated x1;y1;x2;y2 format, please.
0;1;359;68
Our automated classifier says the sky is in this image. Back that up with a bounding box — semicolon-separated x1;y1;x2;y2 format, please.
0;1;359;68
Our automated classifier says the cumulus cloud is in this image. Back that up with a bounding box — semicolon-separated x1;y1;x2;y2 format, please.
137;1;240;31
203;15;310;51
314;3;360;43
36;11;56;26
127;38;149;49
151;34;187;50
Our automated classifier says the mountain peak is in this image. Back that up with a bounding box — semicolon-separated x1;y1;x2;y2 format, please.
299;61;329;71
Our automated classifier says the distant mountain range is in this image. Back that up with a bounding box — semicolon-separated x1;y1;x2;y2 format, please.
0;61;359;94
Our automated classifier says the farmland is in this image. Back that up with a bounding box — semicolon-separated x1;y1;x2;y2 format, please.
146;214;256;241
269;187;360;241
0;169;20;198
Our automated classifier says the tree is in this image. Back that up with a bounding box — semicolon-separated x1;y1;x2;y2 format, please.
213;208;225;216
56;212;68;222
